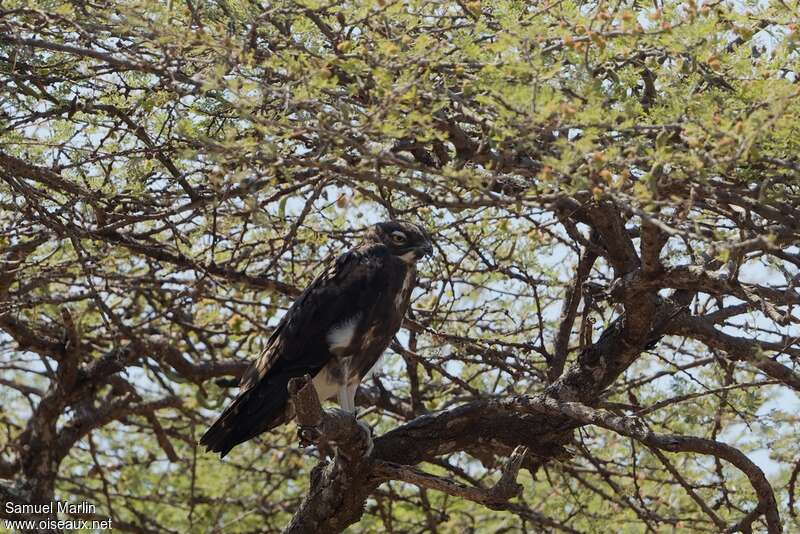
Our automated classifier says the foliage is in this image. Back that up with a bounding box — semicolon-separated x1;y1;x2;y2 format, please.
1;0;799;532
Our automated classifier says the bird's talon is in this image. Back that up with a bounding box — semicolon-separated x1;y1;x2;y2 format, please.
357;419;374;457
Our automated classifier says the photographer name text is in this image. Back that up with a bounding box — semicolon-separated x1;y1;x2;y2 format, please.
5;500;97;515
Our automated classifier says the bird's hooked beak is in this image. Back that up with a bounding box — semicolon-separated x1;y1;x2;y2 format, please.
416;241;434;259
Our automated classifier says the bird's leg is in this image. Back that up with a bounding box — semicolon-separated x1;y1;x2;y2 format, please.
335;381;373;457
337;384;355;413
335;357;355;413
346;382;359;412
349;382;373;456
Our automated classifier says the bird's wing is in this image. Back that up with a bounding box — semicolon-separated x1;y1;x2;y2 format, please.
239;243;390;391
202;242;397;456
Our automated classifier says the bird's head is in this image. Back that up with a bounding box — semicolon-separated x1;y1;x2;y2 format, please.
369;220;433;263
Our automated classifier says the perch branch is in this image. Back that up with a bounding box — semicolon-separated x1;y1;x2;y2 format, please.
282;375;376;534
375;445;528;510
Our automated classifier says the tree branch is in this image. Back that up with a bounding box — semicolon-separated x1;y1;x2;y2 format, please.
374;445;527;510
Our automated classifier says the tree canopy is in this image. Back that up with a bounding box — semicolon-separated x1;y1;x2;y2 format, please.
1;0;799;532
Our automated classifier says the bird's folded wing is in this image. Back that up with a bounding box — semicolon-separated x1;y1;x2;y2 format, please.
239;243;390;391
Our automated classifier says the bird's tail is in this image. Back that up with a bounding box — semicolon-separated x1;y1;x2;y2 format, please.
200;381;290;458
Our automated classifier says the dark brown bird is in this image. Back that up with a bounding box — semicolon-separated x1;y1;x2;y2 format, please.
201;221;433;457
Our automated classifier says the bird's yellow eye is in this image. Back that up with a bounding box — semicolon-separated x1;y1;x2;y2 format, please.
391;231;406;243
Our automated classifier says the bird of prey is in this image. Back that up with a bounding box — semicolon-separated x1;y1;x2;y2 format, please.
201;220;433;457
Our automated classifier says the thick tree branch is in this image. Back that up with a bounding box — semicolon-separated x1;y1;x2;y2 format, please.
282;376;375;534
670;315;800;391
373;445;527;509
550;243;598;382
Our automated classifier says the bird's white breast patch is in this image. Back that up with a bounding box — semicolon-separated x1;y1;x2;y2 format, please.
326;313;361;352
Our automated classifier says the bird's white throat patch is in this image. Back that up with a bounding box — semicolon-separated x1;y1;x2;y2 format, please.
399;251;417;263
326;313;361;352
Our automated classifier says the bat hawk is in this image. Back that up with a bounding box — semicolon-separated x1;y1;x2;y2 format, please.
201;220;433;457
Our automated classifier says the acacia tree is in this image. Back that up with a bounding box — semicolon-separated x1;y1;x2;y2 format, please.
1;0;799;532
